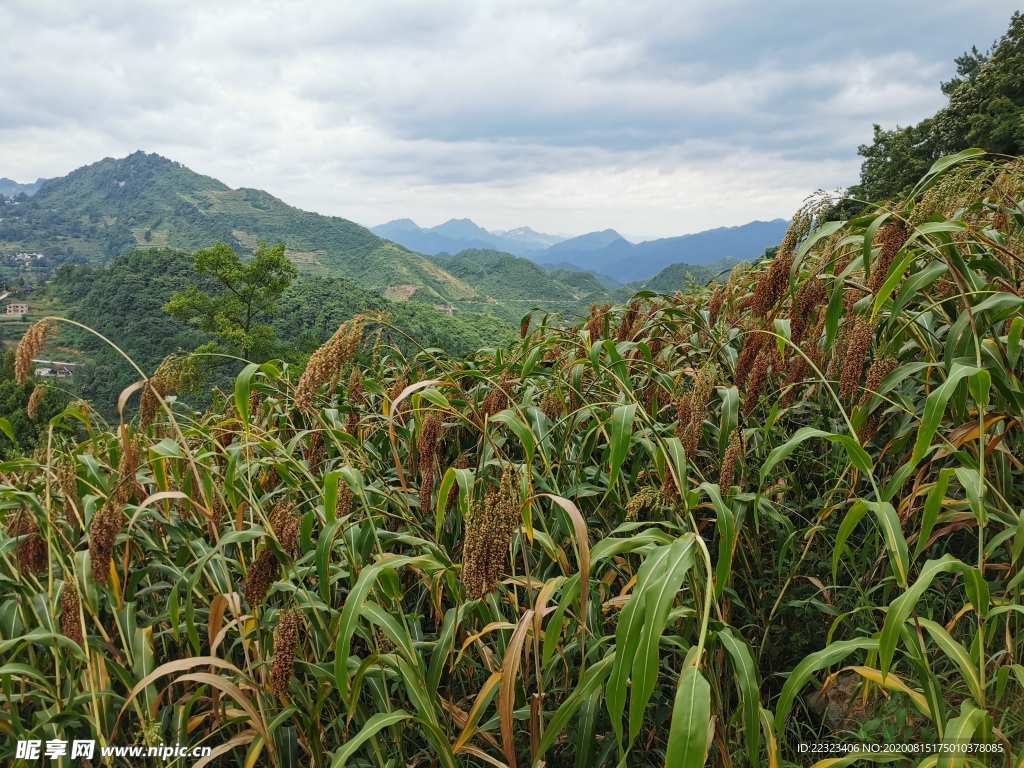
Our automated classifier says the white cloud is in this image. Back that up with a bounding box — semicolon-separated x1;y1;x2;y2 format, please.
0;0;1014;237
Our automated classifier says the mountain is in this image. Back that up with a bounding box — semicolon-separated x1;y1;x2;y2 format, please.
428;249;610;322
492;226;565;249
532;220;788;282
429;218;497;242
371;218;565;257
0;178;44;197
371;214;786;283
371;219;500;255
538;229;629;258
634;257;742;294
0;152;481;305
539;261;621;289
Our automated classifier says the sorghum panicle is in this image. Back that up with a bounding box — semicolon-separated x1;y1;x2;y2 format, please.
462;467;520;599
270;608;302;697
15;320;54;385
89;500;124;583
719;430;742;494
9;510;47;575
625;486;662;522
741;348;772;414
27;385;45;420
60;582;84;646
869;221;910;293
294;316;367;410
839;318;873;400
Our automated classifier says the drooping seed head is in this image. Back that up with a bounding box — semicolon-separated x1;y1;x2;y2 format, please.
839;318;873;401
869;221;910;293
462;467;520;599
270;607;302;697
9;509;47;575
59;581;84;646
88;500;124;583
294;316;368;410
741;347;772;414
27;385;45;420
15;320;55;385
719;430;742;494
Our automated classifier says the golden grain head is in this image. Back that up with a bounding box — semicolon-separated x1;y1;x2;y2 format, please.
707;286;725;325
749;248;794;318
417;412;443;474
617;301;639;342
734;332;765;389
790;273;825;346
861;356;899;405
540;389;562;421
741;347;772;415
295;316;368;409
480;376;514;420
15;320;55;385
336;477;354;518
779;348;811;407
674;386;692;437
139;355;193;428
8;510;47;575
419;471;435;511
584;302;611;341
826;320;851;381
26;385;45;420
270;500;301;555
869;221;910;293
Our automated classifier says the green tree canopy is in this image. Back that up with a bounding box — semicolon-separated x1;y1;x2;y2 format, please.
164;241;296;360
852;12;1024;202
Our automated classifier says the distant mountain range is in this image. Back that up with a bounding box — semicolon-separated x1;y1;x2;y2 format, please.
0;178;44;197
373;217;787;282
370;218;565;258
538;220;789;282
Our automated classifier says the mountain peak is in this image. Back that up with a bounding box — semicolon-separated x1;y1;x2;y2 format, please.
494;226;566;247
428;218;495;241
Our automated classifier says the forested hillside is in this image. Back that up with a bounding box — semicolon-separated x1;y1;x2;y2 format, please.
0;152;480;304
45;248;514;414
429;248;611;321
631;256;743;295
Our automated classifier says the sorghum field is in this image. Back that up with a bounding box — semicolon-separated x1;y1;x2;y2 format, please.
3;150;1024;767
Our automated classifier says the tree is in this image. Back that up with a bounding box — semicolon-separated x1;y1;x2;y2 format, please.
164;241;297;360
851;12;1024;202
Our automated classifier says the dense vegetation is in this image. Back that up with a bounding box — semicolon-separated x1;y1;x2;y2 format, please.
429;249;612;321
45;248;515;417
630;257;741;296
853;13;1024;201
2;151;1023;766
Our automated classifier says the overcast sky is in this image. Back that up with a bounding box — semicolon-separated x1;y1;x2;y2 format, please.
0;2;1016;239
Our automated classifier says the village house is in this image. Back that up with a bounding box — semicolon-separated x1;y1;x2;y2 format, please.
6;303;28;315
